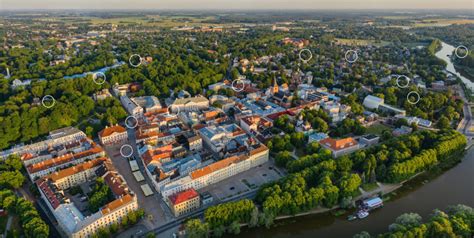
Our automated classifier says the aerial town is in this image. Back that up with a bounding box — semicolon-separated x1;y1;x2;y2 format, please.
0;4;473;238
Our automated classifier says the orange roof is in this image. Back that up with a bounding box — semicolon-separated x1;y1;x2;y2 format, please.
27;145;104;174
48;157;106;182
168;188;199;205
103;172;128;196
142;144;173;165
190;155;245;179
99;125;126;138
101;194;134;215
249;144;268;156
319;137;358;151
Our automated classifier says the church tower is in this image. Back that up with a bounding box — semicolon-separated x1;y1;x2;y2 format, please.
272;77;279;94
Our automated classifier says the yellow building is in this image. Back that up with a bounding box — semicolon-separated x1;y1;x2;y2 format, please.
167;188;200;217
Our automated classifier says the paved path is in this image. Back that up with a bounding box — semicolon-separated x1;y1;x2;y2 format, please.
2;215;13;238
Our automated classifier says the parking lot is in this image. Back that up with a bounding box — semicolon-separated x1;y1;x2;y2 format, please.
199;160;283;202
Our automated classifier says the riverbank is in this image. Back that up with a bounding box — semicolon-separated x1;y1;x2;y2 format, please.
236;145;473;238
435;41;474;94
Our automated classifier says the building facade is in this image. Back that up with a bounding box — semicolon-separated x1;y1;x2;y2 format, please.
98;125;128;145
167;188;200;217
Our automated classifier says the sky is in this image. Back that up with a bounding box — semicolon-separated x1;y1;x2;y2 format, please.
1;0;473;10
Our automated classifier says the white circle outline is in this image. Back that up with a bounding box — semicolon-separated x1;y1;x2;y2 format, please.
120;144;134;158
454;45;469;59
407;91;421;105
231;79;245;92
125;116;138;129
92;72;106;85
129;54;143;67
396;75;410;88
344;50;358;63
41;95;56;108
170;105;181;115
298;48;312;63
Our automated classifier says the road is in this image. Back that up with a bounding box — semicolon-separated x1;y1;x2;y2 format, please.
142;189;259;237
455;85;473;137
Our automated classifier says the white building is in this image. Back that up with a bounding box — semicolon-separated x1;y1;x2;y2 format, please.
161;145;269;198
120;96;144;117
98;125;128;145
131;96;162;113
170;96;209;113
319;137;360;158
0;127;87;160
363;95;406;116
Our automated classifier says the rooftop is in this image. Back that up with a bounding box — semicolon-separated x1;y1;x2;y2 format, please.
47;157;106;182
320;137;358;151
98;125;126;138
27;145;104;174
190;155;245;179
168;188;199;206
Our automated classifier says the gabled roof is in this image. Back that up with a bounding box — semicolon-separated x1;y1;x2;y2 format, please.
190;155;245;179
168;188;199;205
319;137;358;151
48;157;106;182
99;125;126;138
101;194;134;215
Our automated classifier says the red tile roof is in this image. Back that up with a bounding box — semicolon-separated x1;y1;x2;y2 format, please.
101;194;134;215
36;178;61;209
168;188;199;206
99;125;126;138
319;137;358;151
47;157;106;182
27;145;104;174
190;155;245;179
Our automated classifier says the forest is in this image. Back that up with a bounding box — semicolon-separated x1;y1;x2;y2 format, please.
354;204;474;238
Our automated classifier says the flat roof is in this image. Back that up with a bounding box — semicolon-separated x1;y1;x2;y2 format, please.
133;171;145;182
141;184;154;196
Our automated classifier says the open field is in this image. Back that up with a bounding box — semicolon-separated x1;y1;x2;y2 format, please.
413;19;474;27
30;15;219;27
366;123;392;135
334;38;391;47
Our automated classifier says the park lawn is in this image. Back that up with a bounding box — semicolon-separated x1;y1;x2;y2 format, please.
366;123;391;135
361;183;379;192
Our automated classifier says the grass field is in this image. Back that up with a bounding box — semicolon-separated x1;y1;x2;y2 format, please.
362;183;379;192
366;123;391;135
334;38;391;47
413;19;474;27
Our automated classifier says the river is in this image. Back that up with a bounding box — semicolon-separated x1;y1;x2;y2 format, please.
237;146;474;238
435;41;474;93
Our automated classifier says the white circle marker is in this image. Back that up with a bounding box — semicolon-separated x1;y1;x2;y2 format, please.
125;116;138;129
41;95;56;108
129;54;142;67
92;72;106;85
344;50;358;63
396;75;410;88
407;91;421;105
120;144;134;158
298;48;312;63
454;45;469;59
231;79;245;92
